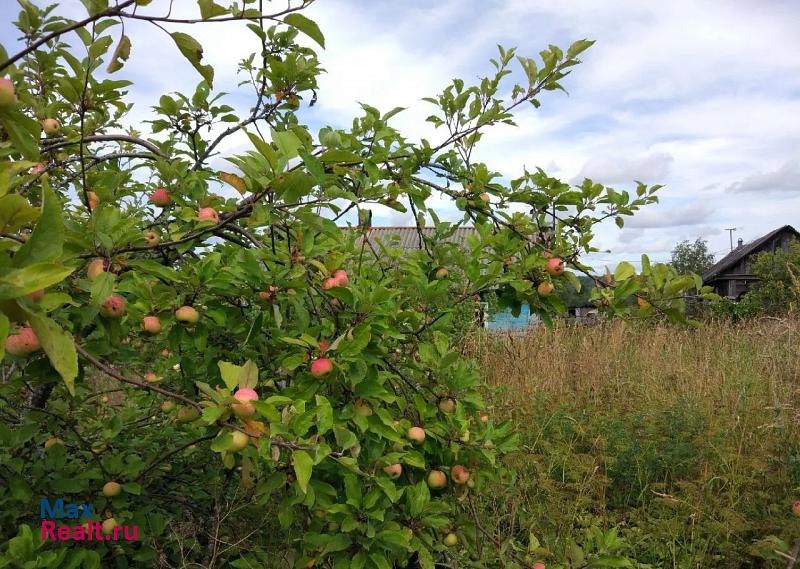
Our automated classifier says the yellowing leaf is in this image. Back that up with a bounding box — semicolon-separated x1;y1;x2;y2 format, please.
106;34;131;73
219;172;247;195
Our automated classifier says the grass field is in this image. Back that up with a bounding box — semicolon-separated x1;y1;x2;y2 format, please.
465;319;800;568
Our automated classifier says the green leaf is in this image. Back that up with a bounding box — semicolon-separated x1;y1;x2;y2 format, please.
567;38;595;59
170;32;214;87
614;261;635;282
81;0;109;15
0;264;75;300
89;271;115;306
239;359;258;388
0;194;39;233
198;0;228;19
272;128;302;160
0;160;37;197
26;312;78;395
218;361;242;391
292;450;313;493
0;110;41;161
283;13;325;48
13;183;64;267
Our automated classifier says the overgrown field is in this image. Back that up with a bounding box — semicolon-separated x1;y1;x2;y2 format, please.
466;319;800;568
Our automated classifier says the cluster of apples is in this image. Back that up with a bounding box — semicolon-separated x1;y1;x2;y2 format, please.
322;268;348;290
1;77;60;135
536;254;565;297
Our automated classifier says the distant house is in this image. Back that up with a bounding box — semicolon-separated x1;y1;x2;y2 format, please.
702;225;799;299
351;226;589;329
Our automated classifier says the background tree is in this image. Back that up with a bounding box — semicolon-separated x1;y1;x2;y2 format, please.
738;241;800;315
0;1;706;568
670;238;715;276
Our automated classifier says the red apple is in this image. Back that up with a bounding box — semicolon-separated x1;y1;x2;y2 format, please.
30;162;47;176
102;481;121;497
5;327;41;357
451;465;470;485
87;258;107;281
318;339;331;352
143;231;160;247
532;563;546;569
100;295;125;318
407;426;425;444
41;118;60;136
0;77;17;108
545;257;565;276
427;469;447;489
144;372;160;383
480;414;489;423
438;398;456;414
175;305;199;323
161;400;175;413
197;207;219;223
322;277;339;290
537;281;554;296
142;316;162;334
234;387;258;402
383;463;403;479
479;192;490;204
793;500;800;517
435;267;449;280
311;358;333;377
637;296;650;309
332;269;348;286
150;187;172;207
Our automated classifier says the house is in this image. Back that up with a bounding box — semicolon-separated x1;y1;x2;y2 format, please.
351;226;589;329
702;225;799;298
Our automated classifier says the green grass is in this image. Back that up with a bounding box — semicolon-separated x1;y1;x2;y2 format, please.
465;319;800;568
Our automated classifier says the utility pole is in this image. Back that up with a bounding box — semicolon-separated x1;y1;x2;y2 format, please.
724;227;737;251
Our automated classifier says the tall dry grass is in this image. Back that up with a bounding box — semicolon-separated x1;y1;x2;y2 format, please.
465;318;800;424
463;318;800;567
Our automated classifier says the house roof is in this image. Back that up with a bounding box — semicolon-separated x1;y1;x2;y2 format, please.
353;226;479;252
702;224;799;282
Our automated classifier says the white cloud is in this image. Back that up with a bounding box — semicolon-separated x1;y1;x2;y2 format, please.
727;160;800;194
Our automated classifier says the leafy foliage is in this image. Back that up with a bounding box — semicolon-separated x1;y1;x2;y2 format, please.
0;1;703;567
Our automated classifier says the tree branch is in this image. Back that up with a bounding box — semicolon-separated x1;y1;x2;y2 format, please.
0;0;138;73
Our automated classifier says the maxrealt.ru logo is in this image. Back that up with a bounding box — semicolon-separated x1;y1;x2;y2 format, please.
40;498;139;541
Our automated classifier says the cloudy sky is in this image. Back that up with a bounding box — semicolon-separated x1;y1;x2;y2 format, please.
1;1;799;271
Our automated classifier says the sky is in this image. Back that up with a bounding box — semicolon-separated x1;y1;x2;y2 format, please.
1;0;799;272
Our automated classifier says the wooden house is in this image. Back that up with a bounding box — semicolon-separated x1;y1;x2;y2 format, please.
702;225;799;298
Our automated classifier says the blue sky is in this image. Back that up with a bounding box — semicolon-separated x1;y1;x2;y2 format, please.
2;1;799;272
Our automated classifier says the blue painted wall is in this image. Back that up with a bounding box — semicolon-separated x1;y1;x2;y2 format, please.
486;304;541;330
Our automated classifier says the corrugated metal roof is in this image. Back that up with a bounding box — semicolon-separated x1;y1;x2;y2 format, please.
702;225;799;282
352;227;479;252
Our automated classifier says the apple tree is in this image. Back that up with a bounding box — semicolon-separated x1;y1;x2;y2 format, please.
0;1;704;567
